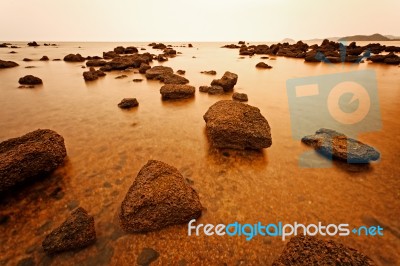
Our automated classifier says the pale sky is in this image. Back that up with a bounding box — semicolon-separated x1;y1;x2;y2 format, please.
1;0;399;42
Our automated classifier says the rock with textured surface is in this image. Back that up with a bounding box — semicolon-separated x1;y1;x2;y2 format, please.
0;129;67;192
301;128;380;163
64;53;86;62
18;75;43;85
272;235;375;266
158;73;189;84
211;71;238;91
118;98;139;109
139;63;151;74
145;66;174;79
208;85;224;95
119;160;202;233
0;59;19;68
86;60;108;67
42;208;96;254
232;92;248;102
203;100;272;150
83;67;106;81
160;84;195;100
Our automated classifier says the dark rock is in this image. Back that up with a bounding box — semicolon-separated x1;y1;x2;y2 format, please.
86;56;102;60
222;44;240;49
25;66;36;69
254;44;270;54
139;63;151;74
42;208;96;254
203;100;272;150
145;66;173;79
0;43;7;48
160;84;195;100
114;46;126;54
260;56;269;59
152;43;167;49
11;45;19;49
18;75;42;85
208;85;224;95
16;257;35;266
133;79;143;82
177;69;185;75
125;46;139;54
159;73;189;84
232;92;248;102
103;51;119;59
9;51;17;54
27;41;39;47
199;86;210;93
115;75;128;79
0;59;18;68
238;41;245;45
119;160;202;232
118;98;139;109
83;67;106;81
40;56;49;61
201;70;217;75
301;128;380;163
86;60;108;67
211;71;238;92
64;54;85;62
164;48;177;55
137;248;160;266
272;235;375;266
104;54;152;71
188;43;193;48
53;59;61;61
256;62;272;69
0;129;67;192
23;58;32;62
156;54;168;62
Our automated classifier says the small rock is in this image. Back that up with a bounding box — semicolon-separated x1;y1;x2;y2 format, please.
256;62;272;69
177;69;185;75
201;70;216;75
0;59;19;68
137;248;160;266
232;92;248;102
27;41;39;47
211;71;238;91
40;56;49;61
160;84;195;100
118;98;139;109
199;86;210;93
188;43;193;48
18;85;35;89
9;51;17;54
64;53;86;62
115;75;128;79
208;85;224;95
18;75;43;85
133;79;143;82
23;58;32;62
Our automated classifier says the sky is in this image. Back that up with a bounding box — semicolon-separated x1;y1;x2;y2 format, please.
1;0;399;42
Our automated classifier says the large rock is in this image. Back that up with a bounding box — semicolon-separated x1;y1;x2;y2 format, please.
301;128;380;163
160;84;195;100
18;75;43;85
145;66;174;79
203;100;272;150
42;208;96;254
0;59;19;68
119;160;202;233
64;54;86;62
272;235;375;266
0;129;67;192
211;71;238;92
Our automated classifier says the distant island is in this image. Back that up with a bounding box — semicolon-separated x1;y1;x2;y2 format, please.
339;33;400;41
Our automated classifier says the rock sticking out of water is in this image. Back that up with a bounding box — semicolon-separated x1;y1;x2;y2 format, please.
119;160;202;233
145;66;174;79
160;84;195;100
232;92;248;102
0;59;19;68
42;207;96;254
301;128;380;163
83;67;106;81
211;71;238;91
18;75;43;85
118;98;139;109
64;53;86;62
256;62;272;69
203;100;272;150
272;235;375;266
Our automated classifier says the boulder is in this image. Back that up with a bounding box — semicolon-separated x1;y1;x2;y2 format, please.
152;43;167;49
199;86;210;93
0;129;67;192
0;59;18;68
211;71;238;92
119;160;202;232
160;84;195;100
27;41;39;47
118;98;139;109
18;75;43;85
145;66;173;79
125;46;139;54
114;46;126;54
203;100;272;150
40;56;49;61
64;54;85;62
83;67;106;81
301;128;380;163
159;73;189;84
42;208;96;254
256;62;272;69
139;63;151;74
272;235;375;266
156;54;168;62
103;54;152;71
232;92;248;102
208;85;224;95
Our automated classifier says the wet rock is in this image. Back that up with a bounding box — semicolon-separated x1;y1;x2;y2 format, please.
125;46;139;54
103;51;119;59
137;248;160;266
118;98;139;109
9;51;17;54
114;46;126;54
156;54;168;62
120;160;202;232
0;59;18;68
159;73;189;84
232;92;248;102
23;58;32;62
188;43;193;48
18;75;43;85
115;75;128;79
42;208;96;254
160;84;195;100
133;79;143;82
27;41;39;47
40;56;49;61
0;43;7;48
86;60;108;67
272;235;375;266
211;71;238;92
152;43;167;49
83;67;106;81
64;53;86;62
177;69;185;75
145;66;173;79
164;48;177;55
25;66;36;69
301;128;380;163
199;86;210;93
203;100;272;150
254;44;271;54
256;62;272;69
208;85;224;95
139;63;151;74
223;44;240;49
0;129;67;192
201;70;217;75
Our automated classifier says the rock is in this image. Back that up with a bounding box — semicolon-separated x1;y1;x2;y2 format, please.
164;48;177;55
115;75;128;79
145;66;173;79
118;98;139;109
208;85;224;95
160;84;195;100
125;46;138;54
64;53;85;62
177;69;185;75
103;51;119;59
0;129;67;192
232;92;248;102
260;56;269;59
222;44;240;49
156;54;168;62
137;248;160;266
133;79;143;82
103;54;152;71
18;75;43;85
139;63;151;74
203;100;272;150
119;160;202;232
23;58;32;62
152;43;167;49
188;43;193;48
27;41;39;47
201;70;217;75
238;41;245;45
53;59;61;61
42;208;96;254
16;257;35;266
11;45;19;49
211;71;238;92
9;51;17;54
199;86;210;93
86;60;108;67
0;43;7;48
256;62;272;69
83;67;106;81
159;73;189;84
0;59;18;68
40;56;49;61
301;128;380;163
114;46;126;54
272;235;375;266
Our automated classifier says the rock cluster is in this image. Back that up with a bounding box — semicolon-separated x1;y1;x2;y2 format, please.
210;71;238;91
83;67;106;81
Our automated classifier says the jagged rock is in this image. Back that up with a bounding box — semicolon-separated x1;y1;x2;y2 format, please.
42;208;96;254
118;98;139;109
145;66;173;79
119;160;202;232
0;59;18;68
211;71;238;92
301;128;380;163
40;56;49;61
256;62;272;69
64;54;85;62
0;129;67;192
18;75;42;85
160;84;195;100
203;100;272;150
272;235;375;266
232;92;248;102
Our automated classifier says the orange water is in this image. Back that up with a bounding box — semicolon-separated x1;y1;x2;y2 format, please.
0;42;399;265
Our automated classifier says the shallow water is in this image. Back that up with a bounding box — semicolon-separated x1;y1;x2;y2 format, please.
0;41;399;265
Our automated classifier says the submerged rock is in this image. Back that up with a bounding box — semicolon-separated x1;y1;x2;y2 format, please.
119;160;202;233
145;66;174;79
272;235;375;266
203;100;272;150
256;62;272;69
42;208;96;254
64;53;86;62
118;98;139;109
18;75;43;85
0;129;67;192
211;71;238;91
301;128;380;163
0;59;19;68
232;92;248;102
160;84;195;100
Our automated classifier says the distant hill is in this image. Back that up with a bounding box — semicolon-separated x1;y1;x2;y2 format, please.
339;33;399;41
281;38;295;43
385;35;400;40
